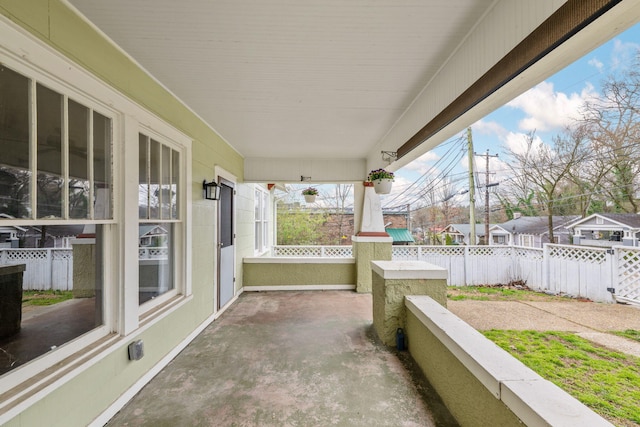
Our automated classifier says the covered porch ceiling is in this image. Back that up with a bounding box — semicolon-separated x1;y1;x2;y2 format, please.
67;0;640;182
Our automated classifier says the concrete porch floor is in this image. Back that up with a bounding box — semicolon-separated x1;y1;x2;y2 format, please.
106;291;458;426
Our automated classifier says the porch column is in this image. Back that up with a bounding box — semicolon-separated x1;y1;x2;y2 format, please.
371;260;447;347
352;181;392;293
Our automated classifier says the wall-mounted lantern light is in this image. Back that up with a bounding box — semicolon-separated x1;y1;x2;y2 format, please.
203;179;221;200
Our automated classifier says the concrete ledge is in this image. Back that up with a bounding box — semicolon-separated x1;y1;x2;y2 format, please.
243;257;354;264
405;295;613;426
371;261;447;280
244;285;356;291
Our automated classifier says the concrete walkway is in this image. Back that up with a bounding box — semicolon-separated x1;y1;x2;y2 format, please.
447;299;640;357
106;291;458;426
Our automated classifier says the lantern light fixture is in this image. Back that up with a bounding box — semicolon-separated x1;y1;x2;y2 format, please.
202;179;221;200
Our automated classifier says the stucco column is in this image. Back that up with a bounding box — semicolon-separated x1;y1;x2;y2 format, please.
371;260;447;347
71;237;96;298
352;181;392;293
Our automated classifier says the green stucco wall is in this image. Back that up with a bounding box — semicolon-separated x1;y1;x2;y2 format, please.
0;1;246;426
243;262;355;287
406;311;523;426
353;241;391;292
372;273;446;346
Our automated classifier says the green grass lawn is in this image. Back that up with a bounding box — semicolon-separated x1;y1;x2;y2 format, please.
613;329;640;343
447;285;568;302
484;330;640;426
22;290;73;306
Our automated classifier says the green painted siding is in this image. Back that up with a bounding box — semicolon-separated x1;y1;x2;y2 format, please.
0;1;247;426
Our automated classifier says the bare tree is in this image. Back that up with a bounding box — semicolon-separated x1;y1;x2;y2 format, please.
504;130;587;242
578;58;640;213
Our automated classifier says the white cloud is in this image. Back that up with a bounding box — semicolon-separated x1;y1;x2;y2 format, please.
588;57;604;72
400;151;440;175
472;119;508;138
506;81;596;132
502;131;546;156
611;39;640;71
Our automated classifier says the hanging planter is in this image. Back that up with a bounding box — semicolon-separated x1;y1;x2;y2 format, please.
302;187;318;203
368;169;394;194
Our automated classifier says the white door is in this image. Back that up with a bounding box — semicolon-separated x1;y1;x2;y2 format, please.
218;179;235;309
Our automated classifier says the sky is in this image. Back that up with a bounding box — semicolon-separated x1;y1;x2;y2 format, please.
383;21;640;211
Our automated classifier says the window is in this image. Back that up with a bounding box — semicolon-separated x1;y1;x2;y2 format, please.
520;234;533;247
138;133;181;305
254;187;269;254
0;65;113;376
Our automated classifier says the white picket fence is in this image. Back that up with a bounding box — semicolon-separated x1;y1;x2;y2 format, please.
272;244;639;304
0;247;168;292
0;248;73;291
4;244;638;304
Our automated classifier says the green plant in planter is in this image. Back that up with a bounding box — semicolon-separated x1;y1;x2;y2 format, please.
368;168;394;181
302;187;319;196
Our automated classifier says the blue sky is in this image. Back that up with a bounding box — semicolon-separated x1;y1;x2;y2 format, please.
385;22;640;210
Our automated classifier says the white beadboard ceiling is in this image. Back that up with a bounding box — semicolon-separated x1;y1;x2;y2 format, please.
66;0;498;161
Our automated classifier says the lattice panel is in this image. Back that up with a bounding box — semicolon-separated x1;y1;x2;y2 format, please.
548;245;606;264
392;246;419;260
4;249;49;261
52;250;73;260
273;246;322;257
419;246;465;257
323;246;352;257
468;246;511;258
515;247;544;260
617;248;640;299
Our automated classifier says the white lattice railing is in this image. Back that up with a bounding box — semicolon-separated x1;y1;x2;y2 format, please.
616;247;640;304
272;245;353;257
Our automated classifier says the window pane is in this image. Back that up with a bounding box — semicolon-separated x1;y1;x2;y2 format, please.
171;149;179;219
0;224;104;376
139;223;173;304
36;84;63;218
68;100;89;219
149;139;160;219
0;66;31;218
138;134;148;219
93;112;112;219
161;145;171;219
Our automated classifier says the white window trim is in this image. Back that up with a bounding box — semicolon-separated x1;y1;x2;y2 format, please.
254;186;270;255
0;14;192;405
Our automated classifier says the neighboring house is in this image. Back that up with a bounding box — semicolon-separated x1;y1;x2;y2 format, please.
385;228;415;245
441;223;495;245
139;224;169;247
567;213;640;247
0;214;24;248
489;215;579;248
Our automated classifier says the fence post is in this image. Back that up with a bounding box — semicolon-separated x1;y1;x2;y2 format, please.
464;246;470;286
47;248;54;290
542;244;549;291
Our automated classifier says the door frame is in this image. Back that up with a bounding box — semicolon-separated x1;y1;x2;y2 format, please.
215;167;236;311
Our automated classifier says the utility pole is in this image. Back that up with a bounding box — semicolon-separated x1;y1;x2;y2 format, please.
467;127;476;245
475;149;499;244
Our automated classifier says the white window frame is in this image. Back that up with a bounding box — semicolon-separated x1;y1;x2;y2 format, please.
520;234;534;247
254;186;270;254
137;126;189;316
0;16;192;412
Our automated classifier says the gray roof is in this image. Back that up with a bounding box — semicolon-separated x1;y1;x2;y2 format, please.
444;224;495;238
567;213;640;229
496;216;579;235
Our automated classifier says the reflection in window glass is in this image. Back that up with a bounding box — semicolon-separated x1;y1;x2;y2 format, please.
0;224;104;376
36;84;63;218
68;99;90;219
149;139;160;220
138;223;173;304
0;66;31;218
161;145;171;219
139;134;149;219
171;149;179;219
93;111;112;220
